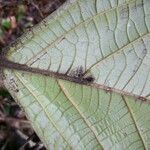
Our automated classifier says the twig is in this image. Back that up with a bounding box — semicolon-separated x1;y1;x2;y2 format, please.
29;0;44;19
0;116;30;125
16;129;36;148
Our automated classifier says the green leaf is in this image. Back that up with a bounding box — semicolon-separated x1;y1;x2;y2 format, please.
3;0;150;149
1;18;11;30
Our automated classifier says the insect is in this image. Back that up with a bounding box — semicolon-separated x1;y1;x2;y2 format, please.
69;66;95;84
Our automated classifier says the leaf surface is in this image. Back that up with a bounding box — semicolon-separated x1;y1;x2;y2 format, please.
3;0;150;149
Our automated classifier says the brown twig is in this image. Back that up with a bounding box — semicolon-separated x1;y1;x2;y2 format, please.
0;116;30;126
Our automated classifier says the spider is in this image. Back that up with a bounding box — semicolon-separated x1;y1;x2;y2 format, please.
69;66;95;83
83;75;95;83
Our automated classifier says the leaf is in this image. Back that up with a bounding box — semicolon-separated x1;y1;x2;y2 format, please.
1;18;11;30
2;0;150;149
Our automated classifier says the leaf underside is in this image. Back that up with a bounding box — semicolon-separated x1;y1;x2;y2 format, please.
3;0;150;149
